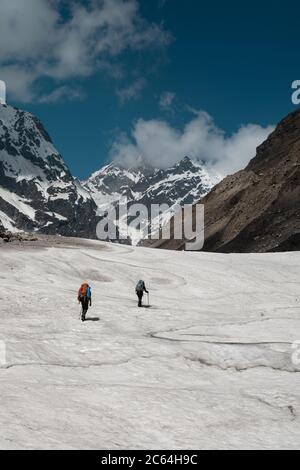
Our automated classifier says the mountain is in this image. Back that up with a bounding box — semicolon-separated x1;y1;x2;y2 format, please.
83;156;220;245
0;104;99;237
148;109;300;252
0;103;218;244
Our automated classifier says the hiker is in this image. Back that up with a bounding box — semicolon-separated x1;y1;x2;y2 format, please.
78;283;92;322
136;280;149;307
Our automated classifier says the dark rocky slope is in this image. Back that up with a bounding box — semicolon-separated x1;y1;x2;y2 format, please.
148;109;300;252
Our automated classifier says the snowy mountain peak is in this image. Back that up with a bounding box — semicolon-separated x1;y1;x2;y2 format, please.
0;103;220;244
83;156;221;245
173;156;202;172
0;104;99;236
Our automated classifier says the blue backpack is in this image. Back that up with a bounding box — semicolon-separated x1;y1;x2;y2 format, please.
86;286;91;300
136;280;145;292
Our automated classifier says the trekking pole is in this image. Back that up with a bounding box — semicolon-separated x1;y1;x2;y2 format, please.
147;292;150;307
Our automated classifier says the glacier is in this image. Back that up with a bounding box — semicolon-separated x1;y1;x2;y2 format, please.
0;237;299;449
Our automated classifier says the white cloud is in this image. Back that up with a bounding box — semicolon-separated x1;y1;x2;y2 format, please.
109;111;274;176
159;91;175;111
0;0;171;103
117;78;147;104
0;0;59;62
38;86;84;104
0;64;38;103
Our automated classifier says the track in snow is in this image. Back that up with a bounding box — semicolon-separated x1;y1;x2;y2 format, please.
0;237;299;449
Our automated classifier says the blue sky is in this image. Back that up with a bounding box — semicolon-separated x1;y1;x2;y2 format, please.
1;0;299;178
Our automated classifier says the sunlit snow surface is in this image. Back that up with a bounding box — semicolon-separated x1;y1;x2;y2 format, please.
0;238;299;449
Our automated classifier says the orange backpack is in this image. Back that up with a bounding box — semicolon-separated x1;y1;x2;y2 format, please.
80;283;89;296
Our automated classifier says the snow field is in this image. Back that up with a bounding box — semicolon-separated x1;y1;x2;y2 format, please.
0;239;299;449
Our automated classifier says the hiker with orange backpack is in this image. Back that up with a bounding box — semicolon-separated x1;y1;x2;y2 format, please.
78;283;92;322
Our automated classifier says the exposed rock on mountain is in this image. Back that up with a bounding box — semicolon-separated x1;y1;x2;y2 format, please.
0;104;99;237
84;156;219;244
149;109;300;252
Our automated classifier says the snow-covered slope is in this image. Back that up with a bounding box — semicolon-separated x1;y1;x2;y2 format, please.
84;156;220;244
0;238;299;449
0;104;99;237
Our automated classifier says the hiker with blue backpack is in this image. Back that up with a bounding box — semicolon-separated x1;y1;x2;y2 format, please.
78;283;92;322
136;280;149;307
